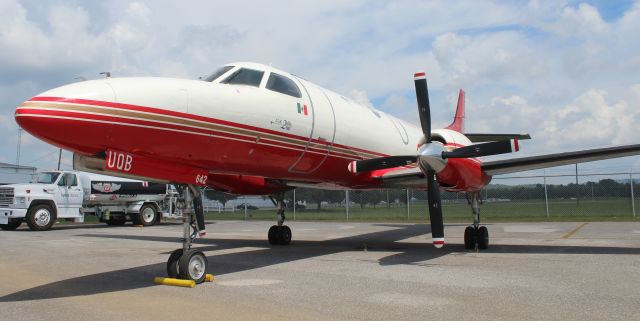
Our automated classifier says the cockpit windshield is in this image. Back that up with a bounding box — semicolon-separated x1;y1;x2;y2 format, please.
221;68;264;87
203;66;234;82
34;172;60;184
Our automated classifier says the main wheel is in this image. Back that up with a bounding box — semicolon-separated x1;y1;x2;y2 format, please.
167;249;183;278
277;225;292;245
477;226;489;250
26;204;55;231
268;225;278;245
464;226;476;249
178;249;207;283
0;219;22;231
135;204;158;226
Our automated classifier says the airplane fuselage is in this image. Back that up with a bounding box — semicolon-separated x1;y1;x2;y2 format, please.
15;62;489;194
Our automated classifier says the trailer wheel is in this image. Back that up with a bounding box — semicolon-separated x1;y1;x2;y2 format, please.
136;204;158;226
26;204;55;231
0;219;22;231
106;215;126;226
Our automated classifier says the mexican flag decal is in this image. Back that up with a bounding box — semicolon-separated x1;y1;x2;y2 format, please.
297;102;308;116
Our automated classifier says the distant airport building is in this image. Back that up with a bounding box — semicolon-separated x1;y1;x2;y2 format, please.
0;162;37;184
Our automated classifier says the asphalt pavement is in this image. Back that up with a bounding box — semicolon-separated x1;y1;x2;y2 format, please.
1;220;639;321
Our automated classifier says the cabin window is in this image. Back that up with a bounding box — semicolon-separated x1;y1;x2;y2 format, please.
57;174;77;186
221;68;264;87
266;73;302;98
203;66;234;82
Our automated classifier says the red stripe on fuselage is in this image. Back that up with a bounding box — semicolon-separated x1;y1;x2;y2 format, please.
28;97;386;157
16;107;360;160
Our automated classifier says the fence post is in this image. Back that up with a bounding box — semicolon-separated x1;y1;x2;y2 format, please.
544;169;549;218
630;173;636;217
345;190;350;221
575;164;579;207
293;189;296;221
406;189;410;220
243;195;247;220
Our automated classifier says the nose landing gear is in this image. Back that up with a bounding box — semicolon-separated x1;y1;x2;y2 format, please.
166;184;208;283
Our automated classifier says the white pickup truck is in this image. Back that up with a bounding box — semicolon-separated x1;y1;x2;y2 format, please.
0;170;178;231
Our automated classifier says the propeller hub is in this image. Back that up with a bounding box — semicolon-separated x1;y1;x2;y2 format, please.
418;142;448;173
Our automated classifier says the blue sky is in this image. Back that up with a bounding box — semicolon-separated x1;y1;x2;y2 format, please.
1;0;640;179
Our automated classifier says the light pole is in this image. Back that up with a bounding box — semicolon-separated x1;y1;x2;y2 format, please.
15;128;22;172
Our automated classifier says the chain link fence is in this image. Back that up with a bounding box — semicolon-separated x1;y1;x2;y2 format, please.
203;171;640;221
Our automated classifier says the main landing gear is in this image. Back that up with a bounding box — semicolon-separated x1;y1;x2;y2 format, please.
166;185;208;283
464;191;489;250
268;192;291;245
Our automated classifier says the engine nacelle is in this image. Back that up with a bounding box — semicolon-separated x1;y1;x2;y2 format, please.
417;129;473;149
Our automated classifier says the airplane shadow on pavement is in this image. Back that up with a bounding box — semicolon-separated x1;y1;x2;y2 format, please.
1;223;639;302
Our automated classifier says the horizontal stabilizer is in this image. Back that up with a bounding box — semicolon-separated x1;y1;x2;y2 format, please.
482;144;640;176
465;133;531;143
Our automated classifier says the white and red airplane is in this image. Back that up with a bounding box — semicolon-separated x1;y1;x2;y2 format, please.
14;62;640;283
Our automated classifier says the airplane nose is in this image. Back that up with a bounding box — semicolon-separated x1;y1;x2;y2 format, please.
15;80;117;155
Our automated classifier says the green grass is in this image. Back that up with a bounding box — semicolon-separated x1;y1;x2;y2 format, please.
204;198;640;223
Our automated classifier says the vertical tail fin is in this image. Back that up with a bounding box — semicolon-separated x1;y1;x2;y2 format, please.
445;89;465;133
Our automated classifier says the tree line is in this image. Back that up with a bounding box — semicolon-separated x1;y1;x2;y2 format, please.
204;178;638;209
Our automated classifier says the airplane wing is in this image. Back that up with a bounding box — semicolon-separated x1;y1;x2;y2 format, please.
465;133;531;143
372;144;640;187
482;144;640;176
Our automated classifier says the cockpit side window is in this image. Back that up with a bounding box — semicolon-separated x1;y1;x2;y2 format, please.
266;73;302;98
203;66;234;82
221;68;264;87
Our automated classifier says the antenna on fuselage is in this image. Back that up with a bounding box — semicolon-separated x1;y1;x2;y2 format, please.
99;72;111;78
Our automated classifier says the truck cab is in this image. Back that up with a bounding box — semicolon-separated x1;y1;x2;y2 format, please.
0;171;84;231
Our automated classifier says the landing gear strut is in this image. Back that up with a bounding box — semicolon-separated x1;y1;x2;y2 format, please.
268;192;291;245
464;191;489;250
166;185;208;283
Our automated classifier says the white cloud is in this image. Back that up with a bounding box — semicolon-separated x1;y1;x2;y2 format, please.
1;0;640;171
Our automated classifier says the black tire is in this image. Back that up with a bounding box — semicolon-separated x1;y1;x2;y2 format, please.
464;226;476;249
0;219;22;231
167;249;183;278
26;204;55;231
477;226;489;250
178;249;207;283
136;204;158;226
106;215;126;226
277;225;292;245
268;225;278;245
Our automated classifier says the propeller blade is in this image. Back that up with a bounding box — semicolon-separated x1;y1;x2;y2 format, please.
347;156;417;173
413;72;432;142
443;139;520;159
427;170;444;248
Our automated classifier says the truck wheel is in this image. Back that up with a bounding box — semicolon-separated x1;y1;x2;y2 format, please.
106;215;126;226
0;219;22;231
136;204;158;226
26;204;55;231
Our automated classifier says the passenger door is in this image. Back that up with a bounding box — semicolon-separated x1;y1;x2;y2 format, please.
56;173;84;217
288;78;336;174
